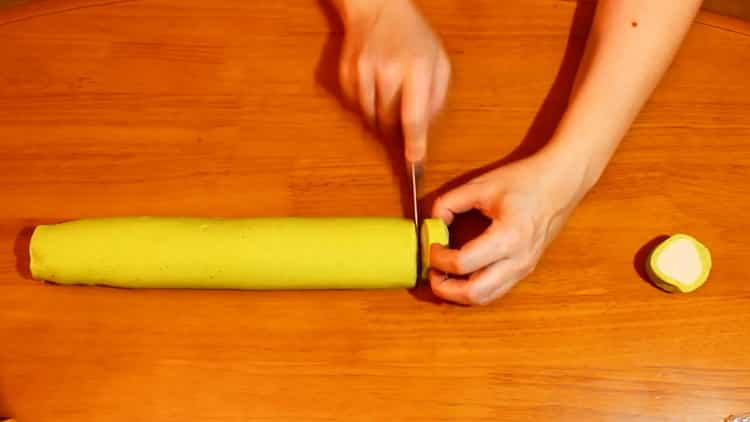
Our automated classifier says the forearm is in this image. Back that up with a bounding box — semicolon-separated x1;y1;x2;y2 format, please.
544;0;703;192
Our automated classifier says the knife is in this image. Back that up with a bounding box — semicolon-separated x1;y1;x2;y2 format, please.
408;161;423;230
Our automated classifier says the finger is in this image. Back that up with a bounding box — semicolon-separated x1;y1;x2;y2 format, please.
430;223;518;275
429;53;451;119
402;60;433;163
430;244;465;274
430;259;517;305
464;259;522;305
481;273;522;304
375;63;403;135
431;181;483;225
339;41;358;106
357;55;376;127
428;269;469;305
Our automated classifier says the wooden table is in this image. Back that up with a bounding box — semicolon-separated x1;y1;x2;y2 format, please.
1;1;749;420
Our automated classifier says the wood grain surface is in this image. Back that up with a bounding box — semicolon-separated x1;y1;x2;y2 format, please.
1;1;749;420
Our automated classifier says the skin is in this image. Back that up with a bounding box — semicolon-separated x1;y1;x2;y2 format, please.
332;0;450;163
333;0;704;305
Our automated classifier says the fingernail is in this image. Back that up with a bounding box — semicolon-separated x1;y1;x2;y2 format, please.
405;139;426;163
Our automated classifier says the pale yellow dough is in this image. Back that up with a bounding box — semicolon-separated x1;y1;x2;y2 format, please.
30;217;418;289
647;233;711;293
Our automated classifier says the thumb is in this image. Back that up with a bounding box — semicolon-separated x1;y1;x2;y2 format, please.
432;181;483;225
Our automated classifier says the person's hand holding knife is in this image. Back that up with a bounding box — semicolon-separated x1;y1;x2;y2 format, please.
330;0;450;166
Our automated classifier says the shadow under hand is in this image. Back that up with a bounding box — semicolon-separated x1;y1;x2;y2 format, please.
411;1;598;304
633;235;669;288
14;226;34;280
315;0;346;106
0;386;12;421
315;0;412;217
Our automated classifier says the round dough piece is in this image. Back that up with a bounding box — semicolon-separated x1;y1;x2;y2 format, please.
647;234;711;293
420;218;450;280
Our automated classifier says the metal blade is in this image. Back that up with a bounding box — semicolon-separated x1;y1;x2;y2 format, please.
409;161;422;229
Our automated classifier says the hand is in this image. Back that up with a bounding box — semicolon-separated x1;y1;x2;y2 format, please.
336;0;450;163
428;154;588;305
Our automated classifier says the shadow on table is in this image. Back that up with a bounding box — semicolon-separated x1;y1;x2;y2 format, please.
633;235;670;289
14;226;34;280
315;0;412;218
409;1;598;304
0;388;12;421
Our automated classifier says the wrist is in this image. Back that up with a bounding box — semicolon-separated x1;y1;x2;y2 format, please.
541;121;617;197
534;140;595;207
332;0;386;28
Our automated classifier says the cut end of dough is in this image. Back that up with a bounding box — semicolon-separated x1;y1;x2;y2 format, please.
420;218;449;280
28;225;45;281
647;234;711;293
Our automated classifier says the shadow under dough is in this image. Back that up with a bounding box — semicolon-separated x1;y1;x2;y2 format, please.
633;235;670;290
14;226;34;280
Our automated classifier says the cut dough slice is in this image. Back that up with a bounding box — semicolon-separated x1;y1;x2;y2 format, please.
647;234;711;293
420;218;449;280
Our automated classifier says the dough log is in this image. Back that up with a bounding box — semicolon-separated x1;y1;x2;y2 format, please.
29;217;420;289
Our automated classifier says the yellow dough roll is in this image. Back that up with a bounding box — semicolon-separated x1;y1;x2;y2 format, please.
30;217;417;289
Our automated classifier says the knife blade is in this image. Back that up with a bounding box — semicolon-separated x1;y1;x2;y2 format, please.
408;161;423;230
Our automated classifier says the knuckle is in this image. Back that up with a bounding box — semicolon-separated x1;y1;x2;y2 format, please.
433;195;445;209
451;255;468;275
402;115;420;130
377;62;402;84
487;236;506;257
503;226;523;249
515;256;537;277
464;289;482;306
429;272;444;290
465;286;490;306
411;54;432;70
403;105;425;127
432;196;447;215
357;55;372;73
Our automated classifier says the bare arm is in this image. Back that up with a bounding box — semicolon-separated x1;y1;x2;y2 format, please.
546;0;704;192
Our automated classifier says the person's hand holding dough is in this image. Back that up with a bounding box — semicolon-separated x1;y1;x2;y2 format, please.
393;0;701;305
